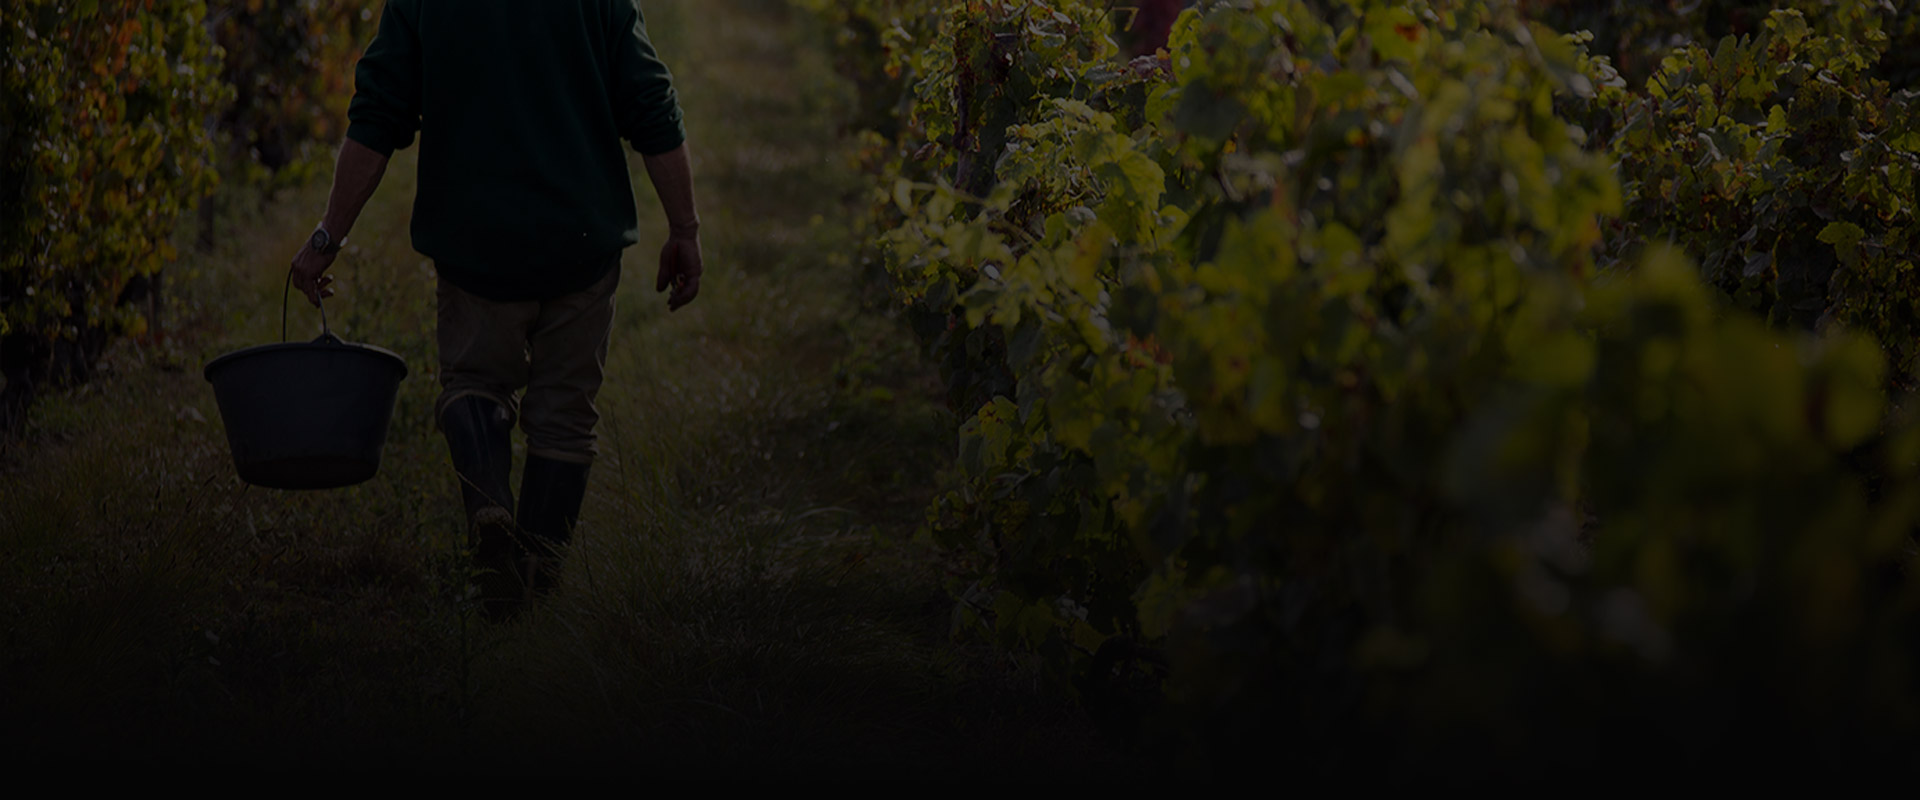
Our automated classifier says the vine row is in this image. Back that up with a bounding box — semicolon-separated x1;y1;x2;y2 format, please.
801;0;1920;768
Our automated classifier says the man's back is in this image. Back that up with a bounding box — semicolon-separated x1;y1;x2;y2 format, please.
348;0;685;301
297;0;701;620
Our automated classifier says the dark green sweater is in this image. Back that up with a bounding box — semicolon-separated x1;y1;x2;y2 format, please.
346;0;686;301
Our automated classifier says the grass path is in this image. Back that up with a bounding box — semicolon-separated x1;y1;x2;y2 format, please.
0;0;1129;777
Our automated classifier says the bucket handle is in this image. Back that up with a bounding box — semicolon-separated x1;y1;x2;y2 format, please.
281;267;339;345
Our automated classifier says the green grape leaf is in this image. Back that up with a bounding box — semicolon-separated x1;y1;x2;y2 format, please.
1170;81;1246;141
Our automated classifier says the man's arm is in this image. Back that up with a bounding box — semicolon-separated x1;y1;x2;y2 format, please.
643;143;702;312
291;139;390;306
291;0;418;307
615;5;700;313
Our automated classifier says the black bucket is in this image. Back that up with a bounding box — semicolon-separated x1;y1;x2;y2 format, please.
204;279;408;490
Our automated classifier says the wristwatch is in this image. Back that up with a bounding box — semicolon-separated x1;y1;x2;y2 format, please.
308;224;344;256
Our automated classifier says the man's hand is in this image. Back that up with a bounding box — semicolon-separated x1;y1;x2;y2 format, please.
656;228;702;312
290;138;389;307
291;244;337;307
642;144;703;312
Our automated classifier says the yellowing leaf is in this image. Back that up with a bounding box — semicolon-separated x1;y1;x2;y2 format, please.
1817;221;1866;248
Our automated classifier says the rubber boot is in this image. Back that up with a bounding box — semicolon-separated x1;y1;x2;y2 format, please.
517;455;591;599
441;395;525;620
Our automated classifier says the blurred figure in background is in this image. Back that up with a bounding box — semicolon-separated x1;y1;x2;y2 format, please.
1125;0;1188;56
288;0;704;620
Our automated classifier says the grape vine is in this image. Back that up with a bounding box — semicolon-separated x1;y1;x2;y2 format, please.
0;0;379;431
803;0;1920;768
2;0;229;425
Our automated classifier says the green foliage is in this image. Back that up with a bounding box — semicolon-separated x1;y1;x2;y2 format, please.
1607;9;1920;387
1393;249;1920;770
1530;0;1919;89
1;0;229;346
1;0;380;427
789;0;940;138
807;0;1920;770
211;0;380;184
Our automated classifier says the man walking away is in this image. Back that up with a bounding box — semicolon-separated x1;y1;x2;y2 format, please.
287;0;704;620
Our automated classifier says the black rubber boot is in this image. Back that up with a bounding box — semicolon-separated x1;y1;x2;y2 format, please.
440;395;525;620
517;455;591;598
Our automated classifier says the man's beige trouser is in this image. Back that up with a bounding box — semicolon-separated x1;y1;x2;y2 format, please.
434;267;619;464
